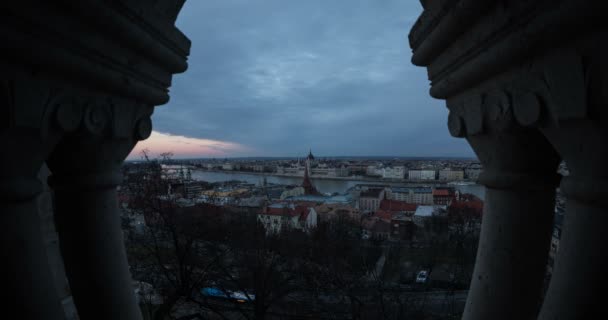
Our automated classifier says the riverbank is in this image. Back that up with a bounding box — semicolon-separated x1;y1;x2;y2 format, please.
193;168;475;185
190;170;486;199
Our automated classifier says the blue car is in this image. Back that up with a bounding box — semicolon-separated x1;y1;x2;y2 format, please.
201;287;255;303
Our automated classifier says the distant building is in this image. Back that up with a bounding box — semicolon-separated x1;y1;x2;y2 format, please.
408;169;436;180
438;168;465;181
382;166;405;179
366;165;383;177
284;194;354;206
182;182;203;199
391;213;415;241
336;166;350;177
350;184;389;192
265;187;285;201
199;187;249;206
387;187;433;204
222;163;234;171
314;203;360;222
231;196;267;214
257;202;318;234
375;199;417;241
311;165;350;177
359;188;386;212
413;206;434;227
465;163;483;180
280;186;305;200
378;199;419;215
277;166;304;176
433;188;454;205
361;217;391;240
347;164;367;175
201;188;249;198
168;181;208;199
413;205;447;228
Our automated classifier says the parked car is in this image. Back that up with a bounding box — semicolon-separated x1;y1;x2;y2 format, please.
415;270;429;284
201;287;255;303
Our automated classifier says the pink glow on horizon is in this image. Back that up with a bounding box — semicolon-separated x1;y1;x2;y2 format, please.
128;131;249;159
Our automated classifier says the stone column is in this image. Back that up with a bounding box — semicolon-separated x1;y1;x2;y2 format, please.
0;129;66;319
2;2;189;317
537;128;608;319
447;92;561;319
538;54;608;318
525;42;608;318
47;99;152;320
0;75;71;319
408;2;605;318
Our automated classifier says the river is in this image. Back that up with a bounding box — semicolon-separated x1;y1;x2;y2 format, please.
191;170;486;200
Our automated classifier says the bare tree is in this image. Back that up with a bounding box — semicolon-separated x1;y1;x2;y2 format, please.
123;155;231;320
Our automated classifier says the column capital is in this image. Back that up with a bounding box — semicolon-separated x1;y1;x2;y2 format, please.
465;129;561;191
0;75;69;320
46;94;153;178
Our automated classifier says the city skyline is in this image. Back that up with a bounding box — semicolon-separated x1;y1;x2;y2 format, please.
130;0;475;159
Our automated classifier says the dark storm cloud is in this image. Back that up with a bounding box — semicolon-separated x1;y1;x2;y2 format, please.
152;0;474;157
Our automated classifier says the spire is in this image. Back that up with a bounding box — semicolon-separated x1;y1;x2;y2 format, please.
301;163;319;195
301;149;319;195
307;148;315;161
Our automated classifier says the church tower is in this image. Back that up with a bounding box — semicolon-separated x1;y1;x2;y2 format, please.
301;149;319;195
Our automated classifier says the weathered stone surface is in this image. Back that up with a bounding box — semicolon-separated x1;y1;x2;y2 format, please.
410;1;607;319
0;1;190;319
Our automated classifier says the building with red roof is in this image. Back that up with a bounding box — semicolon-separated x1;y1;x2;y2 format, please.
257;202;318;234
373;210;395;222
433;188;454;205
361;217;391;240
379;199;418;214
449;200;484;217
371;199;418;240
359;188;386;212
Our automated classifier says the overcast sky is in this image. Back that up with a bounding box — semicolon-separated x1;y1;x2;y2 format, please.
130;0;474;159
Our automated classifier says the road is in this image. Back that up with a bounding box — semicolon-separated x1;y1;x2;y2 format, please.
177;289;468;319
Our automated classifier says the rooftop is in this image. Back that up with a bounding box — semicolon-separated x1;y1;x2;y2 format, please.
414;205;446;217
373;210;394;222
285;194;353;204
432;189;451;196
391;187;432;194
262;203;310;218
379;199;418;212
